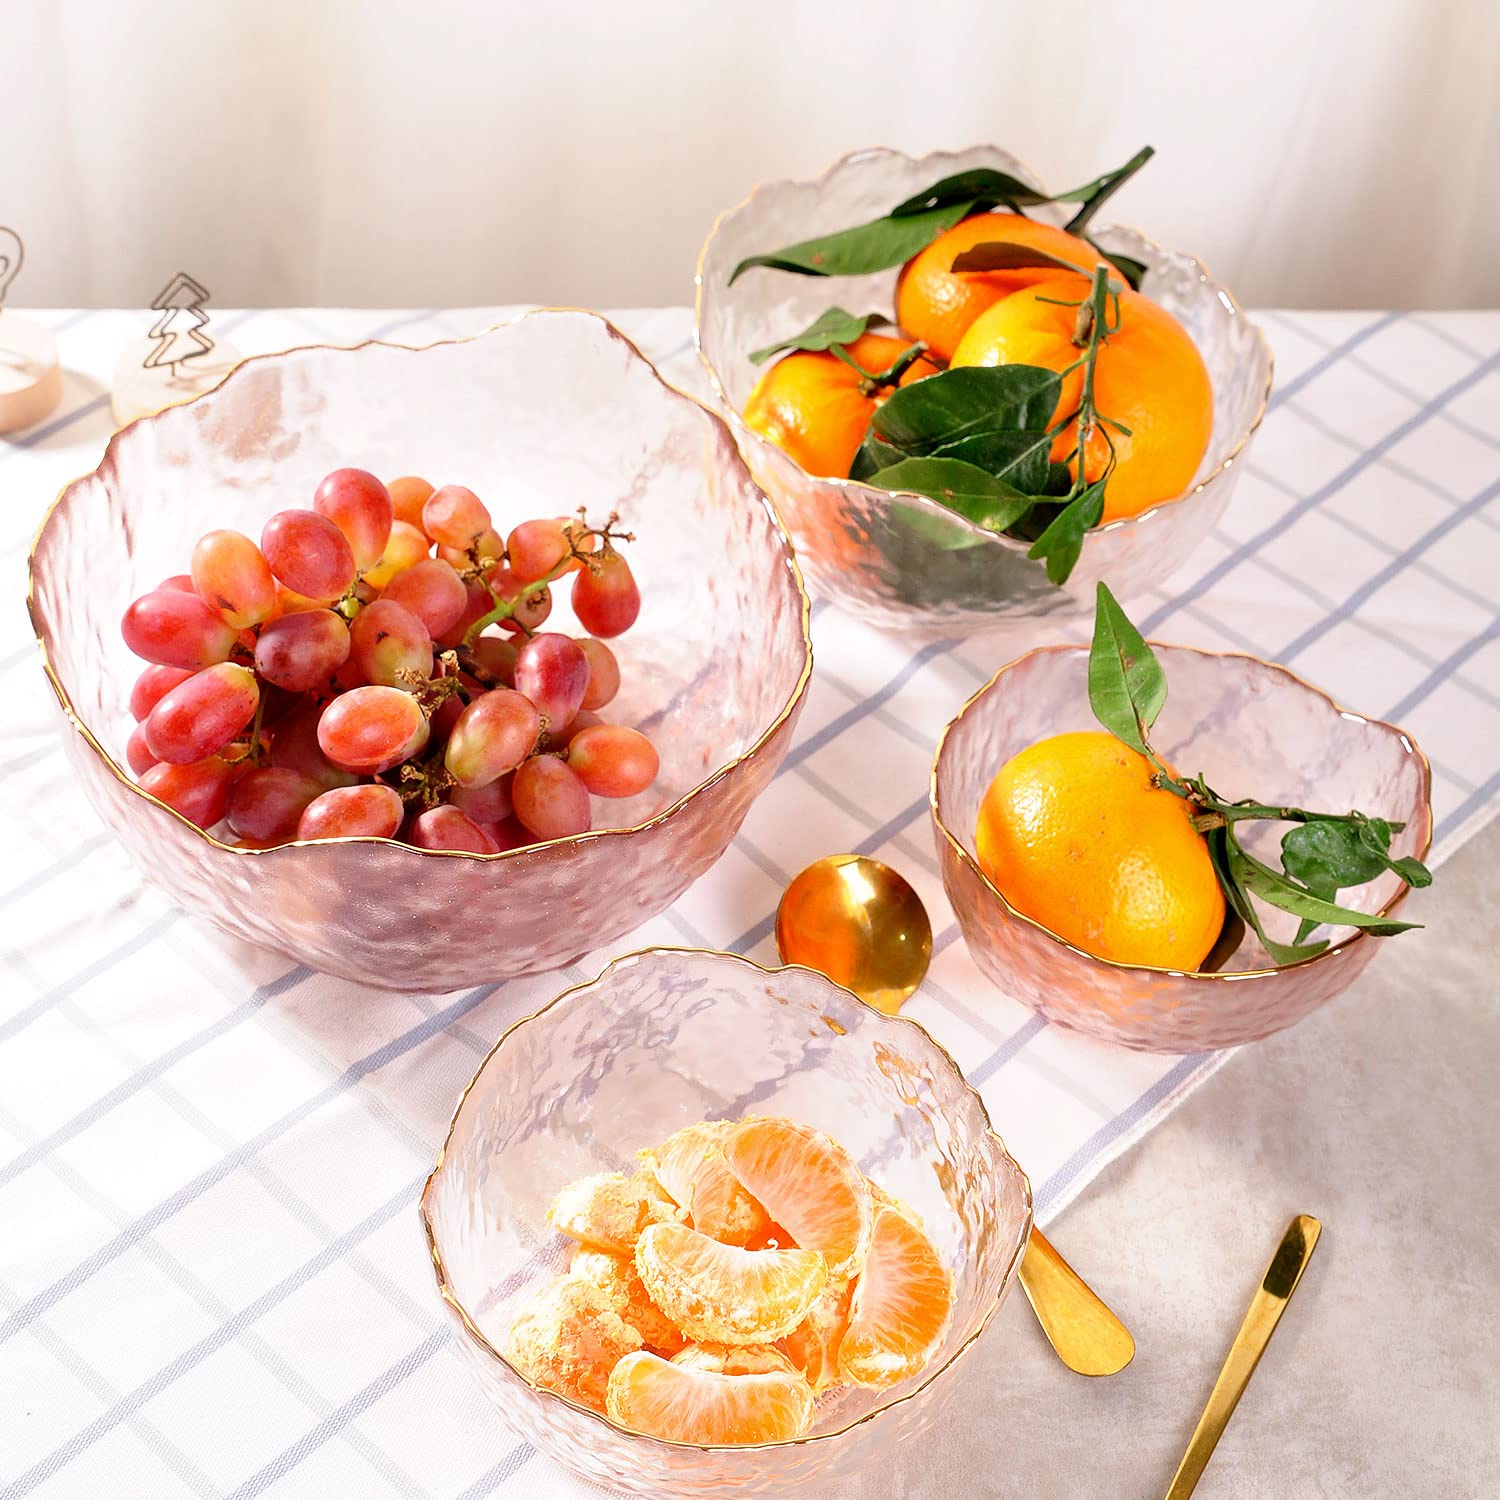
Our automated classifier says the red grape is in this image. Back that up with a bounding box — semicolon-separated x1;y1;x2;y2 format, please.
269;700;359;789
227;767;323;842
449;773;513;823
122;590;240;670
436;577;496;649
576;638;621;710
190;530;278;628
479;815;534;851
138;757;240;829
469;635;519;685
506;517;575;584
130;664;195;721
567;724;658;798
126;721;159;775
485;563;553;635
296;783;405;840
260;509;356;602
428;691;464;744
407;805;500;853
444;688;540;788
513;633;589;727
255;609;351;693
380;558;467;638
159;573;196;593
512;755;592;840
348;599;433;687
551;707;603;749
438;527;504;573
144;662;261;765
317;686;428;774
363;520;429;590
313;468;393;572
422;485;492;550
573;552;640;638
387;475;434;531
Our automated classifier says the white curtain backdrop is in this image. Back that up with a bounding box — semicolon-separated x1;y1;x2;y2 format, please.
4;0;1498;310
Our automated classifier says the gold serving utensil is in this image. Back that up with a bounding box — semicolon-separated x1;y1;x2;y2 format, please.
775;854;933;1014
1163;1213;1323;1498
1018;1227;1136;1376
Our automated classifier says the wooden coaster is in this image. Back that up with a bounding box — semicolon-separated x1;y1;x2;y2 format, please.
0;312;64;435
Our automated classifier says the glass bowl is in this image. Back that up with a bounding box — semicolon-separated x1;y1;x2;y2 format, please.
420;946;1032;1497
931;645;1432;1053
696;145;1274;637
27;312;812;992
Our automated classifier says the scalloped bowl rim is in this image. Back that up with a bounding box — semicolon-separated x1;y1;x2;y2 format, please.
694;143;1275;558
930;640;1433;981
419;944;1035;1454
25;308;815;865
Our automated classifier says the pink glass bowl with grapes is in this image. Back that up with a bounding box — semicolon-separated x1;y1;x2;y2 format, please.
421;947;1033;1498
696;145;1273;637
931;643;1432;1053
27;312;812;992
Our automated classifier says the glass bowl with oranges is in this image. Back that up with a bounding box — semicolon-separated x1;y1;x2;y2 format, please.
696;145;1273;637
420;947;1032;1496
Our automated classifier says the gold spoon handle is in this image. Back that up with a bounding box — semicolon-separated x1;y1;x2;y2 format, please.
1164;1214;1323;1499
1017;1227;1136;1376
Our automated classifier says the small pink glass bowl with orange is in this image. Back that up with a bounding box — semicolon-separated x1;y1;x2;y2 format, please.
421;947;1032;1498
27;312;812;992
931;644;1432;1053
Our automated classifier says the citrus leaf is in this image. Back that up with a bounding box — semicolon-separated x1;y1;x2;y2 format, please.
889;168;1051;217
865;364;1062;457
748;307;887;365
1026;480;1106;585
729;199;975;283
949;242;1103;277
1092;242;1148;291
1087;581;1166;755
1207;827;1327;966
848;432;904;482
869;457;1036;532
1227;833;1420;936
1282;819;1392;899
1061;145;1156;234
892;505;994;550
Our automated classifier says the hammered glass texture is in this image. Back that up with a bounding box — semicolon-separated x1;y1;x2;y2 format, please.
932;646;1431;1052
421;948;1032;1498
28;313;811;991
696;146;1273;636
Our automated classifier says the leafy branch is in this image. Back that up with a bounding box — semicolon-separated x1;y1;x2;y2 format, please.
1086;583;1431;967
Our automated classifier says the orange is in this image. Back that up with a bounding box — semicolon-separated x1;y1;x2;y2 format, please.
503;1274;643;1413
606;1350;815;1443
635;1222;827;1345
725;1117;874;1282
671;1343;795;1376
951;275;1212;522
547;1170;684;1255
838;1208;953;1389
638;1121;771;1248
975;730;1226;970
569;1246;686;1355
895;213;1112;363
743;332;938;480
777;1279;853;1393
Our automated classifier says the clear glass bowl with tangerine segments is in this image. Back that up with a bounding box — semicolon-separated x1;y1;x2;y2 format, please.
27;312;812;992
695;144;1274;638
931;643;1432;1053
420;947;1033;1498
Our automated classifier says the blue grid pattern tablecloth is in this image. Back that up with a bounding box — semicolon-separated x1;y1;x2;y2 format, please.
1;306;1496;1499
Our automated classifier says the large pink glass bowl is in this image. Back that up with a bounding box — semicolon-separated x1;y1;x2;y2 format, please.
696;146;1273;637
931;645;1432;1053
420;947;1033;1497
27;312;812;992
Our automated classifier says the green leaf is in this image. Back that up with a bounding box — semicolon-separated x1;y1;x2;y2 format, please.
1026;480;1106;585
849;432;904;482
866;364;1062;461
891;505;995;550
1091;243;1148;291
1060;145;1156;234
1282;820;1392;900
949;242;1104;277
1087;582;1167;756
869;457;1036;532
889;168;1051;218
1228;833;1420;937
729;200;975;283
1207;828;1327;967
748;307;886;364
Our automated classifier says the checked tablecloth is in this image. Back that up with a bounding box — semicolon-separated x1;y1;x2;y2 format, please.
1;306;1497;1498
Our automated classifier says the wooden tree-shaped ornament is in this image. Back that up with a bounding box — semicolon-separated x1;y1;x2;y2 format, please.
111;270;242;426
0;227;64;436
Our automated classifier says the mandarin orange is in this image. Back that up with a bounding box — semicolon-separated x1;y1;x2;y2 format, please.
605;1350;815;1444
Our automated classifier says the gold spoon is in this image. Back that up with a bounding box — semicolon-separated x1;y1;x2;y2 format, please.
1163;1214;1323;1498
776;855;1134;1376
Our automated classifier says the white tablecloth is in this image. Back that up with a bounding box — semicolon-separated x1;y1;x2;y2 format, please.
1;306;1496;1499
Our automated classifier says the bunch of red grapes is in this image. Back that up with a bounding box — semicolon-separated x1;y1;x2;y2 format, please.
120;469;657;853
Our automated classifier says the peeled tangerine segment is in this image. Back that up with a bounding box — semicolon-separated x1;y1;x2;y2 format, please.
778;1279;854;1393
607;1350;815;1444
569;1246;685;1355
838;1207;954;1389
672;1343;796;1376
635;1221;827;1345
503;1275;642;1413
547;1170;684;1255
639;1121;770;1248
725;1116;874;1281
